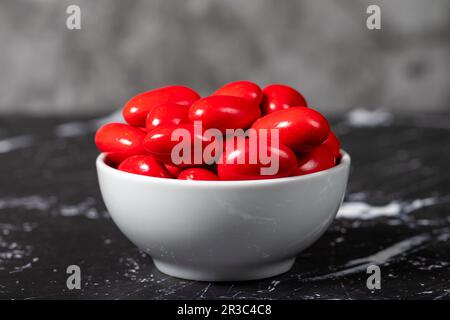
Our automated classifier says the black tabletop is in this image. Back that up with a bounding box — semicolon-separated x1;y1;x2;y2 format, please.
0;110;449;300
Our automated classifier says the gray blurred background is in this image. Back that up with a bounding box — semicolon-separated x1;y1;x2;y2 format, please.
0;0;448;116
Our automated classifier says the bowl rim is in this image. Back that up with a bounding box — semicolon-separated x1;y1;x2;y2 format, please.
97;150;350;188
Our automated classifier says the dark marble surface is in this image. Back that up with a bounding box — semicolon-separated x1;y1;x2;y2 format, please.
0;109;449;300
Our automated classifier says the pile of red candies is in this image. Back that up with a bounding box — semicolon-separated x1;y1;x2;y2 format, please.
95;81;341;181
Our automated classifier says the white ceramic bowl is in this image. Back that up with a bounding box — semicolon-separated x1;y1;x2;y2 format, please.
97;151;350;281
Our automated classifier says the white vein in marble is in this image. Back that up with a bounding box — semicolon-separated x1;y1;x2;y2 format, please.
0;135;33;153
54;109;124;138
337;197;438;220
346;108;394;127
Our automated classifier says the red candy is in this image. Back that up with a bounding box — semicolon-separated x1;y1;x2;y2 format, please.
251;107;329;153
322;131;341;160
293;145;335;176
95;81;342;181
123;85;200;127
95;123;146;163
217;138;297;181
188;96;261;133
143;124;209;166
146;102;189;131
261;84;308;114
212;80;263;106
177;168;220;181
118;155;171;178
164;164;183;178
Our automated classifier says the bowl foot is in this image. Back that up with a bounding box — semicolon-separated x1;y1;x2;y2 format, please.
153;258;295;282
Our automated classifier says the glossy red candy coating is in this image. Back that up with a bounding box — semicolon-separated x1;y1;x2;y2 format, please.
251;107;330;153
143;124;210;166
293;145;336;176
261;84;308;114
322;131;341;160
217;138;297;181
94;123;146;163
145;102;189;131
177;168;220;181
118;155;171;178
212;80;263;106
123;85;200;127
188;95;261;133
164;164;183;178
104;152;134;164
